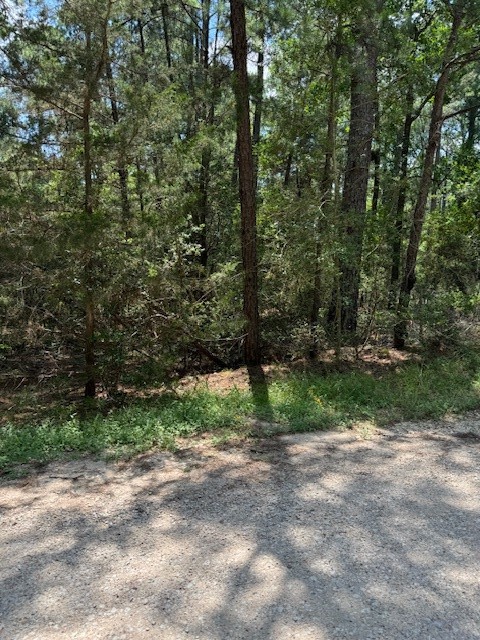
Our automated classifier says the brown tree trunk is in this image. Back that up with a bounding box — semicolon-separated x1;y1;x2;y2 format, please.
394;7;463;349
198;141;211;269
466;100;478;150
83;31;96;398
310;34;339;358
284;152;293;187
135;160;145;218
388;87;414;309
82;3;112;397
327;22;378;340
231;137;239;187
161;3;173;75
370;148;380;216
194;0;211;269
429;142;442;215
105;59;131;237
252;23;265;192
83;96;95;397
230;0;261;365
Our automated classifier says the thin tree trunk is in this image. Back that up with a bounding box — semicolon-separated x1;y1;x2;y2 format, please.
310;35;339;358
429;142;442;214
296;168;302;198
137;20;145;56
198;141;211;269
388;86;414;309
284;152;293;187
466;101;478;150
83;92;95;396
370;148;380;216
230;0;261;365
105;59;131;237
201;0;210;69
82;3;112;397
195;0;211;269
394;7;463;349
231;137;239;187
133;17;158;218
252;24;265;192
161;3;173;76
135;159;145;217
83;31;96;398
370;84;381;218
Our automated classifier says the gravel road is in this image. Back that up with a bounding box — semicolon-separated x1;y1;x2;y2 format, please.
1;413;480;640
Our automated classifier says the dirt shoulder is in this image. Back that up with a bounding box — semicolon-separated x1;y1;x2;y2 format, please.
1;413;480;640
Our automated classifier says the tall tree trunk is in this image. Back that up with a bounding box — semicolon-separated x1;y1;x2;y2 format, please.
370;148;380;216
388;86;414;309
198;139;211;269
231;137;239;187
136;159;145;217
82;3;112;397
195;0;211;269
161;3;173;77
370;87;381;217
201;0;210;69
133;17;158;220
252;23;265;192
230;0;261;365
105;59;131;237
465;100;478;150
310;34;339;358
284;151;293;187
83;93;95;396
137;19;145;56
429;141;442;214
394;7;463;349
327;22;378;340
83;31;96;398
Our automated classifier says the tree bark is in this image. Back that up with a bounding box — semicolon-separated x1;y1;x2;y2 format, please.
82;3;112;397
194;0;211;269
394;7;463;349
105;59;131;237
388;86;414;309
83;95;95;395
252;23;265;192
198;141;211;269
83;31;96;398
466;100;478;150
429;141;442;215
161;3;173;76
310;33;339;358
327;20;378;340
231;137;239;187
230;0;261;365
284;151;293;187
370;148;380;216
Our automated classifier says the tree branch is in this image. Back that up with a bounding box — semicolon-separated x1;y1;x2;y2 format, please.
443;102;480;121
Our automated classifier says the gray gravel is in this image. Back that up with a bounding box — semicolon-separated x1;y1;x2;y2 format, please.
1;412;480;640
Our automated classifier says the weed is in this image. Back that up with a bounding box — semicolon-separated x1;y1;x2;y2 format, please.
1;350;479;474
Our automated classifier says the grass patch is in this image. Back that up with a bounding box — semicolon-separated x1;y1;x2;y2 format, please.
1;350;479;474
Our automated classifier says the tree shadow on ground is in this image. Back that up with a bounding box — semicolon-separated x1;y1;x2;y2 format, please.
247;364;274;423
1;428;479;639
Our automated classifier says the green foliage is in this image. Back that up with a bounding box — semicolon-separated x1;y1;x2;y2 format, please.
2;351;479;474
1;0;480;390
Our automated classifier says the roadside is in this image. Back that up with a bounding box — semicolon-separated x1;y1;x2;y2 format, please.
1;412;479;640
1;349;480;477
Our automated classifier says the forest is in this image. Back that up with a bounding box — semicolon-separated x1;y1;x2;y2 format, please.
3;3;480;635
0;0;479;424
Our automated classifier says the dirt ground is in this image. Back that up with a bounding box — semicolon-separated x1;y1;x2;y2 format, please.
1;413;480;640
